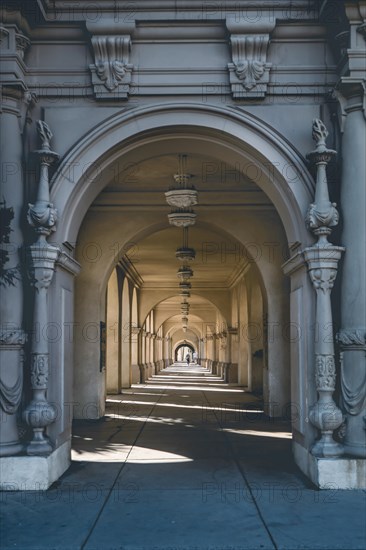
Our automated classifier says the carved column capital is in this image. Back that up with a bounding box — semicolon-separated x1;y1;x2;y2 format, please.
305;263;338;294
28;243;59;292
89;35;133;99
15;32;30;59
303;245;344;288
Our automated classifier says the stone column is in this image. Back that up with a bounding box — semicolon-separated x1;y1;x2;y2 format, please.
0;88;31;456
337;80;366;457
23;121;59;455
151;334;157;374
139;330;146;383
304;119;344;457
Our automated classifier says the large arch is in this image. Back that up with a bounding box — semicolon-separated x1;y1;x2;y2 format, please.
45;103;317;485
50;103;313;247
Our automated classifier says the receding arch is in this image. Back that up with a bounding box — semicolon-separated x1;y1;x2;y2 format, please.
175;343;195;362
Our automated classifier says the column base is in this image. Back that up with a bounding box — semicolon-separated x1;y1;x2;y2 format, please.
343;443;366;458
294;440;366;489
0;440;24;457
131;364;140;384
0;440;71;491
26;437;53;456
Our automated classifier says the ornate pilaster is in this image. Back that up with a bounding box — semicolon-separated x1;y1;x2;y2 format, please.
304;119;344;457
89;35;133;99
23;121;59;455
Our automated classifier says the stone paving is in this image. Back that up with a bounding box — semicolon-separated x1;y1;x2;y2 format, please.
1;364;365;549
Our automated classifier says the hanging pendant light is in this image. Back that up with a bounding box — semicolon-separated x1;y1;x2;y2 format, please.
164;154;199;331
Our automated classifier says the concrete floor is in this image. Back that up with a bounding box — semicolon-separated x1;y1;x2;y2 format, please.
1;364;365;550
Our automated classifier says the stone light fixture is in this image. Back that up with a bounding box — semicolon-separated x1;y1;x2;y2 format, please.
304;119;345;458
23;121;59;455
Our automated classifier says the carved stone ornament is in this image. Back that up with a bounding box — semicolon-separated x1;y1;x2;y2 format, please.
315;355;336;391
90;35;133;99
305;119;339;241
37;120;53;150
304;119;344;458
30;353;49;390
0;328;26;346
337;329;366;349
308;266;337;294
228;34;271;98
28;121;59;237
15;32;30;59
28;244;59;291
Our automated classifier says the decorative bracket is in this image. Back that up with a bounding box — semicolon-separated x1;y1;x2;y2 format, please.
228;34;271;98
89;35;133;99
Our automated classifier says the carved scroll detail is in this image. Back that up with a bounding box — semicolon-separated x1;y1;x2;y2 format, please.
90;35;133;99
228;34;271;98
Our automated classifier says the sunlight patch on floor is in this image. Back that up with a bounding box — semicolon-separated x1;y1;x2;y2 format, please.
223;428;292;439
106;398;263;415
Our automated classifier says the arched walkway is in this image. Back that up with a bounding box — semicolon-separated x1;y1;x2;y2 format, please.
44;103;317;487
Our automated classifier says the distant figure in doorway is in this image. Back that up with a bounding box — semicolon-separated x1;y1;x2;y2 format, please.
192;351;198;364
185;353;190;366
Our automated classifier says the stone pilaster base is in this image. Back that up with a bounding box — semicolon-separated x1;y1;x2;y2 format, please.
0;440;70;491
131;364;140;384
293;440;366;489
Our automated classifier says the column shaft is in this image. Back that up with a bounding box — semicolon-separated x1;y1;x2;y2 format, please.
0;91;26;456
338;83;366;457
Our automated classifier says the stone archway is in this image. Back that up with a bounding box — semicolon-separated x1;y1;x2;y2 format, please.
43;103;318;486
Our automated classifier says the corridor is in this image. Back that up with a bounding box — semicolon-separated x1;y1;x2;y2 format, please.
2;365;365;549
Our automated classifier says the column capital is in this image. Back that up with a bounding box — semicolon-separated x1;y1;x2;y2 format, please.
337;78;366;115
303;245;344;294
28;243;59;292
